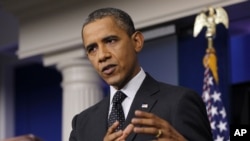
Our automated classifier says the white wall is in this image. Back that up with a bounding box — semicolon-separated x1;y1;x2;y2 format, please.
17;0;245;59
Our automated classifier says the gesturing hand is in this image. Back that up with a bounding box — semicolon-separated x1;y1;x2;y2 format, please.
131;110;187;141
103;121;134;141
104;110;187;141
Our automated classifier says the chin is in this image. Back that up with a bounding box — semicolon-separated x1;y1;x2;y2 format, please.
103;74;124;88
106;80;118;87
105;79;120;88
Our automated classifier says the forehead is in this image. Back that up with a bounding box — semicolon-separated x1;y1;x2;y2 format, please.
82;17;126;43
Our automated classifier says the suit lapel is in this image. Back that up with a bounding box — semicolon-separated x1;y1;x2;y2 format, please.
125;74;160;141
87;96;110;140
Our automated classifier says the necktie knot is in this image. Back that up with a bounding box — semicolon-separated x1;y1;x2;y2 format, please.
112;91;127;104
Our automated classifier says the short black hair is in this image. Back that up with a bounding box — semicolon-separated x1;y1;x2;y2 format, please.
82;7;136;36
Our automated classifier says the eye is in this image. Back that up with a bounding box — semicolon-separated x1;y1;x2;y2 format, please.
105;36;118;45
107;39;116;44
86;44;97;55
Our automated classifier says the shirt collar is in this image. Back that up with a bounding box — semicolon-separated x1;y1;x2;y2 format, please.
110;68;146;102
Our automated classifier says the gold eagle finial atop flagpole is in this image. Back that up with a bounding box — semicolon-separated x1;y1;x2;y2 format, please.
193;7;229;84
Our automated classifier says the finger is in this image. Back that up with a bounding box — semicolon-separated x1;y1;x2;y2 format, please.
115;124;134;141
132;111;165;127
134;110;155;118
104;131;123;141
122;124;134;138
131;116;160;127
133;126;165;140
106;121;120;136
104;130;123;141
104;121;125;141
133;126;157;135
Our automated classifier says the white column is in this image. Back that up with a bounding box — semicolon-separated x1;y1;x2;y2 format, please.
57;58;103;141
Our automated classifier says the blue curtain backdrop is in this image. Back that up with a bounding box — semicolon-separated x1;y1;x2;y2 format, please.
230;34;250;84
15;63;62;141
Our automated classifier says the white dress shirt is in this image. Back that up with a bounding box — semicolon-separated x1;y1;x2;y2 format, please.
109;68;146;119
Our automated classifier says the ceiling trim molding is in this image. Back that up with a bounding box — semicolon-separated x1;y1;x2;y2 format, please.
13;0;246;60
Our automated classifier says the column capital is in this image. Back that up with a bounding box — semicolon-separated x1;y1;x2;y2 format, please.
56;57;101;86
42;45;86;67
56;57;90;70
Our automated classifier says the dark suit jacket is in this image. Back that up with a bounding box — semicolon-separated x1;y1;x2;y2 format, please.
69;74;213;141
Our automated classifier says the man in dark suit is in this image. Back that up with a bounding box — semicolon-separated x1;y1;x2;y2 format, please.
69;7;213;141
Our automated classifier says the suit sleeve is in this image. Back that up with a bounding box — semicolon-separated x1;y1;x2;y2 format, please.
172;90;213;141
69;115;78;141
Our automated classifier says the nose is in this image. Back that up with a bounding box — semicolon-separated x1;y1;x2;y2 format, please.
98;45;111;62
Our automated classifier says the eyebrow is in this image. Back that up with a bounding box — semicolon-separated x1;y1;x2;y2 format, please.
85;35;119;51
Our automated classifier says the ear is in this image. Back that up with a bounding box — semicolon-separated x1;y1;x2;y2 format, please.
132;31;144;53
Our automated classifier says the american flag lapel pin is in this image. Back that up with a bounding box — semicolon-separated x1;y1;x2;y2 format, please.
141;103;148;109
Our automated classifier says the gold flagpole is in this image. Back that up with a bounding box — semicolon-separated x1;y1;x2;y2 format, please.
194;7;231;141
193;7;229;84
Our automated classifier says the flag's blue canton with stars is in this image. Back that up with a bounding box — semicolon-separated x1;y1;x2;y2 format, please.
202;67;230;141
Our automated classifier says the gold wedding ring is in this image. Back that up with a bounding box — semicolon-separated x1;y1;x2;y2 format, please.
155;129;162;138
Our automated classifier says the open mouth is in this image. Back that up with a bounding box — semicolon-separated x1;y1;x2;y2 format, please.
102;64;116;75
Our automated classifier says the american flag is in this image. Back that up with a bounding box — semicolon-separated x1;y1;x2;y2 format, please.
202;65;230;141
